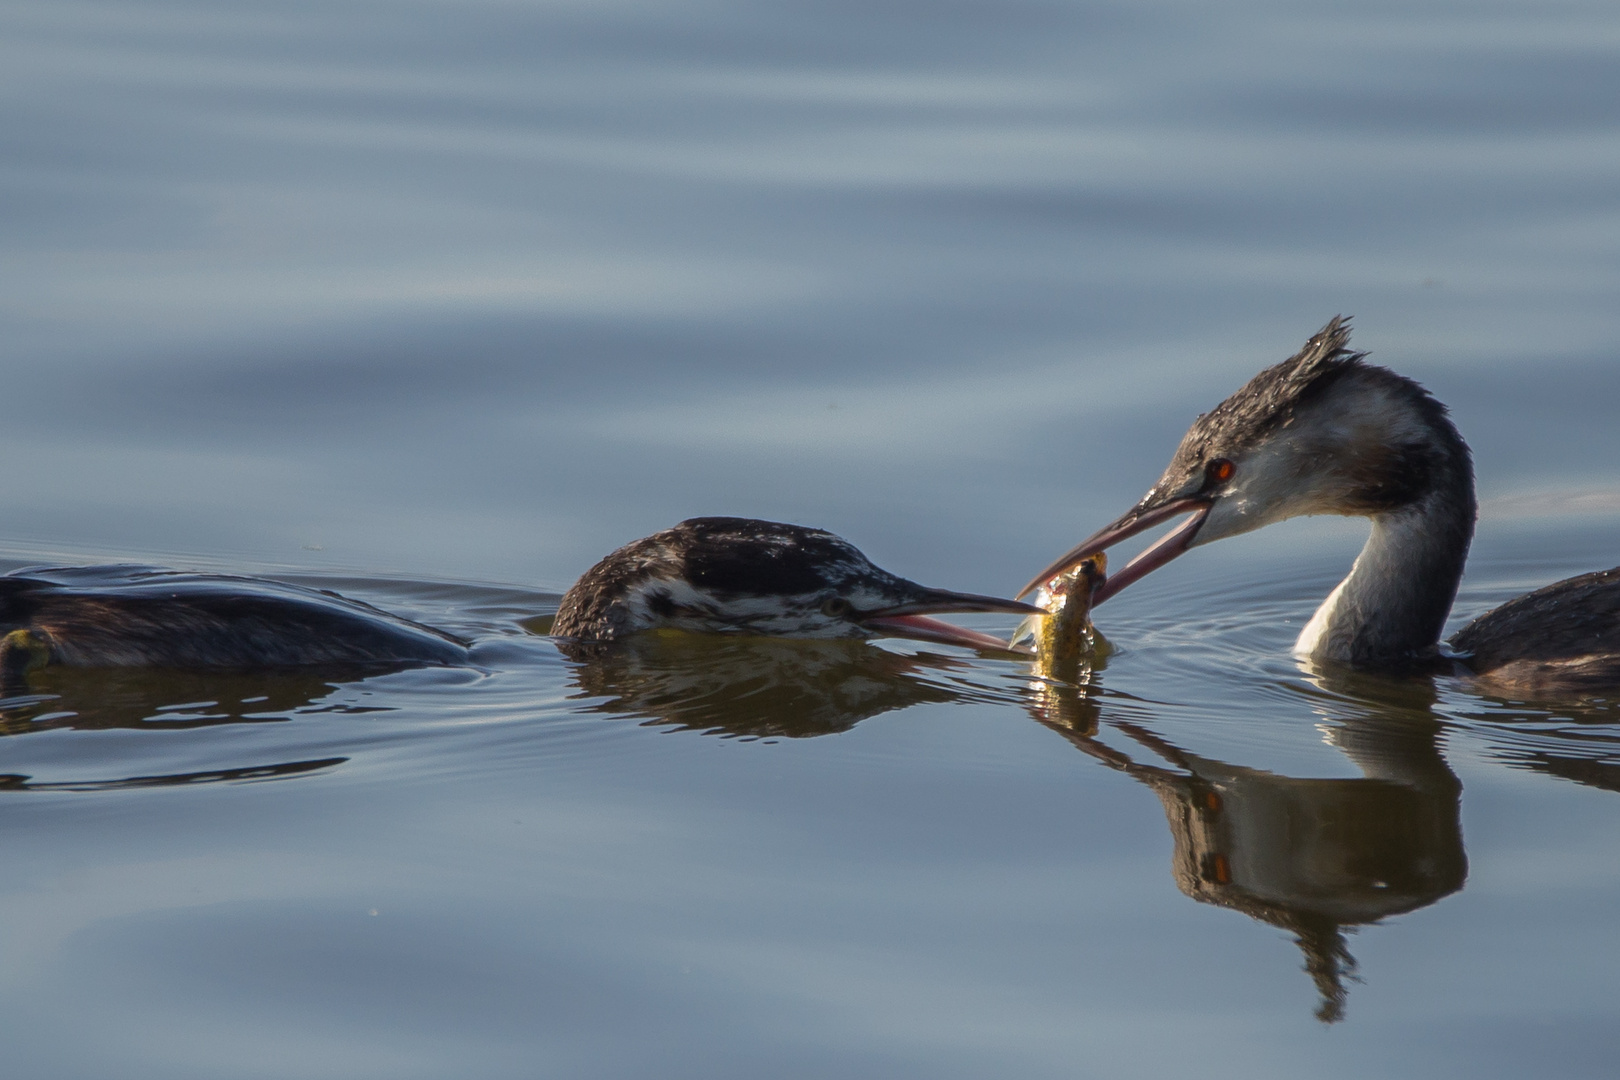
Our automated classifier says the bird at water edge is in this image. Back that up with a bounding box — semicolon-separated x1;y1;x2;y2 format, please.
1021;317;1620;694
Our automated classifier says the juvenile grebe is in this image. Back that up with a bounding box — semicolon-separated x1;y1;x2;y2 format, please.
555;517;1037;650
1021;318;1620;693
0;518;1035;675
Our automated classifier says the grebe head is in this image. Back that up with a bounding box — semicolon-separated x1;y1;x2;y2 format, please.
556;517;1039;649
1022;317;1473;602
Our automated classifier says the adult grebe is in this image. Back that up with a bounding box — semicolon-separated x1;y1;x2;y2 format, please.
1021;318;1620;693
554;517;1037;650
0;518;1034;676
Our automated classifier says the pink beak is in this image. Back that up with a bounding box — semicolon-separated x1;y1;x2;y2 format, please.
861;588;1041;652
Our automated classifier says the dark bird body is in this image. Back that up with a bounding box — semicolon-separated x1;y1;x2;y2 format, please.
0;565;469;675
1449;568;1620;694
0;518;1032;676
1025;318;1620;694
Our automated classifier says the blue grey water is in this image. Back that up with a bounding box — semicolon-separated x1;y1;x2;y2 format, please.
2;0;1619;1075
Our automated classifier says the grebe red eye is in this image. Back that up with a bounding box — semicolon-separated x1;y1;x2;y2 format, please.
1207;458;1235;484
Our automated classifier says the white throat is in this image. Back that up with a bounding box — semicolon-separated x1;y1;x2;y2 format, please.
1293;491;1473;668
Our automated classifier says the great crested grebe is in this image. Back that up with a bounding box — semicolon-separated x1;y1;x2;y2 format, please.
553;517;1037;651
1022;318;1620;693
0;565;471;679
0;518;1034;676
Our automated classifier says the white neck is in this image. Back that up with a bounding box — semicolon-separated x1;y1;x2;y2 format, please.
1294;490;1474;669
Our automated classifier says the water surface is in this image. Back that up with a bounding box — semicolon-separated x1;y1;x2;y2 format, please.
1;0;1618;1076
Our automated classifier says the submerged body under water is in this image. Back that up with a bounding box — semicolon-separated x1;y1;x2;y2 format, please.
1;520;1618;1078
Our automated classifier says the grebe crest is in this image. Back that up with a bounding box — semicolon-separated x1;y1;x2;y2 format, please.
1139;317;1472;548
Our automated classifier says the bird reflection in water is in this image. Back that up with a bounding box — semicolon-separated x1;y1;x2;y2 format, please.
0;756;347;792
0;665;381;789
557;633;1015;739
557;617;1469;1023
1453;690;1620;795
1034;670;1466;1023
0;665;393;734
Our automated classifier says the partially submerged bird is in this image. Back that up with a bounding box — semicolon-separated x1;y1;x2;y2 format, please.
0;564;469;679
553;517;1038;651
0;518;1032;679
1022;317;1620;693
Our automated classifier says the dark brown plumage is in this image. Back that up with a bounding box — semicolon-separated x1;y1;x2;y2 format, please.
553;518;879;640
1451;569;1620;694
554;517;1037;646
0;566;468;674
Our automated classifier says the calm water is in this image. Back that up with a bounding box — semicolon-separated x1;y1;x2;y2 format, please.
2;0;1619;1075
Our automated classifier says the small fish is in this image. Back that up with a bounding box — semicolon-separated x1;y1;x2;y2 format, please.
1014;553;1107;681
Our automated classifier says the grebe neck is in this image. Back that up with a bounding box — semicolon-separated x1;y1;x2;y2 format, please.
1294;483;1475;669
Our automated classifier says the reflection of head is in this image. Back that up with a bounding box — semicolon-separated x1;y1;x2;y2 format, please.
1046;711;1465;1023
560;634;1003;738
1149;758;1464;1022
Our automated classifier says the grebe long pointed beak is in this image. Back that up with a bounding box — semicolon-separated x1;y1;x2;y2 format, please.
861;588;1041;652
1018;496;1212;604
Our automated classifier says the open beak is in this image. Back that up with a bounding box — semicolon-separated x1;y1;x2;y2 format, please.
861;588;1042;652
1017;496;1212;604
